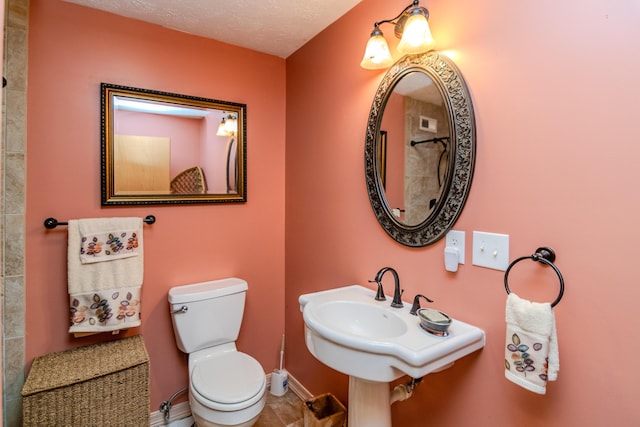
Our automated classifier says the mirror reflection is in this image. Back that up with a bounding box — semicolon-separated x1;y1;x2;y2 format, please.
365;51;476;247
102;83;246;205
379;71;451;226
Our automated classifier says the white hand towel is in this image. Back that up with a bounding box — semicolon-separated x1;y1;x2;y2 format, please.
67;217;144;334
504;293;559;394
68;218;143;293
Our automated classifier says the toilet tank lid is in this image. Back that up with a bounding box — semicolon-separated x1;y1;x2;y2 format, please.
168;278;248;304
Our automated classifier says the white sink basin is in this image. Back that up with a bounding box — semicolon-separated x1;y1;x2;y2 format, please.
311;300;408;339
299;285;485;382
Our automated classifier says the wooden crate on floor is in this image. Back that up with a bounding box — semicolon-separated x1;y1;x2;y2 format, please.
304;393;346;427
21;335;150;427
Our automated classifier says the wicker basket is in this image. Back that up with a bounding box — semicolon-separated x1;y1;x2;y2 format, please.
21;335;150;426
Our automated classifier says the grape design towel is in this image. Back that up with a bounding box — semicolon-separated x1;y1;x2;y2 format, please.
504;293;559;394
67;217;144;334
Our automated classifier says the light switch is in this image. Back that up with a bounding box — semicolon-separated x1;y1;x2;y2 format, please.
472;231;509;271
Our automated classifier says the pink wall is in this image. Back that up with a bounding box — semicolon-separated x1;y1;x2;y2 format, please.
26;0;286;410
201;116;235;194
286;0;640;426
117;110;204;177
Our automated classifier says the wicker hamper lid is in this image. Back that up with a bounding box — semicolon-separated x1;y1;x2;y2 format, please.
21;335;149;397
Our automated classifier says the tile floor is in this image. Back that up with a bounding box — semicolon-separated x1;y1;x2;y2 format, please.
254;389;306;427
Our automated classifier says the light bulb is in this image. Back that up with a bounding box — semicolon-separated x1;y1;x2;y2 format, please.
397;12;435;55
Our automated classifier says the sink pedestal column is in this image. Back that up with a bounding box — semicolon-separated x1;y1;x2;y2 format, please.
348;377;392;427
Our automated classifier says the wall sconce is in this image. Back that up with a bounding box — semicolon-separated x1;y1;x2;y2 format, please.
216;112;238;136
360;0;435;70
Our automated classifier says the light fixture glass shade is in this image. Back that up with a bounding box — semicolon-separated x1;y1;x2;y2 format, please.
360;29;393;70
216;118;229;136
224;117;238;135
216;115;238;136
397;12;435;55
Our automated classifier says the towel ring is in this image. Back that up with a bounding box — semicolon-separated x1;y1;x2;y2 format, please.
504;246;564;308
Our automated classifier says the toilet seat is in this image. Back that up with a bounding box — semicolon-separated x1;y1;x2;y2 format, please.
191;352;265;410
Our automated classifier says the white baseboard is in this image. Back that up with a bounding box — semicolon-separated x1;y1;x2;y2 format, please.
150;371;312;426
150;401;192;427
285;371;313;401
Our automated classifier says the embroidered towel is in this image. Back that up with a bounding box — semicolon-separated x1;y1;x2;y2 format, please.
504;293;559;394
68;217;144;334
78;218;141;264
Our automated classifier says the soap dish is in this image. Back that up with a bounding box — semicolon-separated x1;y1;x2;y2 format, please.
417;308;452;335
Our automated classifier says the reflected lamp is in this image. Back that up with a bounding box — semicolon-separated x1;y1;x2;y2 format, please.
216;113;238;136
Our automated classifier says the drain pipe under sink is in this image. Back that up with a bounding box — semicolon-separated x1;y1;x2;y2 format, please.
390;377;422;405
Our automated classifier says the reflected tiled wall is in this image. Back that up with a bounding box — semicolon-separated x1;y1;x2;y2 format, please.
3;0;28;424
404;97;449;225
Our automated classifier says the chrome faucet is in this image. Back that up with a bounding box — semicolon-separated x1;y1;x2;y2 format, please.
369;267;404;308
410;294;434;315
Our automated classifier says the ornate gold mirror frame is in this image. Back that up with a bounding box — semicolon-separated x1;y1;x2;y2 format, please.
101;83;247;205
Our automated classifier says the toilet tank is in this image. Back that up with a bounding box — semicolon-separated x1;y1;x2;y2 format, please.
169;278;248;353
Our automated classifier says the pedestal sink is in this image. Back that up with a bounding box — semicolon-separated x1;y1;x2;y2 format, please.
299;285;485;427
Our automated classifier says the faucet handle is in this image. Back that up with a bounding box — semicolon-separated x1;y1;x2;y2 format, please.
368;279;386;301
391;288;404;308
410;294;434;315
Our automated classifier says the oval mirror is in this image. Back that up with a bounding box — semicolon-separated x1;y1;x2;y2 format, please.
101;83;246;205
365;51;475;247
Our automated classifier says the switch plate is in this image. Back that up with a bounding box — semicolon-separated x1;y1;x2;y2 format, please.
445;230;465;264
472;231;509;271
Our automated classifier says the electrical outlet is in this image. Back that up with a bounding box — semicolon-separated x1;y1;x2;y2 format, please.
472;231;509;271
445;230;465;264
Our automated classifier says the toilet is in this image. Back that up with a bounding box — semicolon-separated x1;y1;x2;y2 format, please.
169;278;266;427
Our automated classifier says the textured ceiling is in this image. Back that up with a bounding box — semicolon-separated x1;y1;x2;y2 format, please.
64;0;362;58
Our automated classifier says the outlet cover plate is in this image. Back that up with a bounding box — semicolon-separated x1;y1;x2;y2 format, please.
472;231;509;271
445;230;465;264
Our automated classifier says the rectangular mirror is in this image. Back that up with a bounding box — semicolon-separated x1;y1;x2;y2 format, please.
101;83;246;205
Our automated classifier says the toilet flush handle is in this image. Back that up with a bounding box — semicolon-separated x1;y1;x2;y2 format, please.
172;305;188;314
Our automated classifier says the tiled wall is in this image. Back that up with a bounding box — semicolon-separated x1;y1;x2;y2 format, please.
3;0;28;424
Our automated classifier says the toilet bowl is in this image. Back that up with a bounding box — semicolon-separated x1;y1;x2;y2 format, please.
169;278;266;426
188;345;266;427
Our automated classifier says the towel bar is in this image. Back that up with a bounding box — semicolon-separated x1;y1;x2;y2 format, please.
44;215;156;229
504;246;564;308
